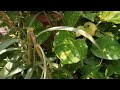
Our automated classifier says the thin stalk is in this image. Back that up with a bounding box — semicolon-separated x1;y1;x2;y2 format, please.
43;11;53;27
27;28;34;65
37;45;47;79
30;31;47;79
97;59;103;66
36;26;75;37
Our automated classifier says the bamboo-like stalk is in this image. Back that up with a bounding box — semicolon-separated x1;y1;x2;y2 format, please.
27;28;34;65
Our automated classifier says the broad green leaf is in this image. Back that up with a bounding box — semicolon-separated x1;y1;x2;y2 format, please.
53;31;75;48
63;11;81;26
83;12;97;22
24;68;33;79
112;60;120;74
81;65;100;75
0;38;19;52
105;60;120;77
0;62;13;79
91;36;120;60
55;38;88;65
99;11;120;24
81;65;100;79
84;55;101;65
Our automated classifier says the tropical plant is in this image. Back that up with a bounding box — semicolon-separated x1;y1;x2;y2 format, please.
0;11;120;79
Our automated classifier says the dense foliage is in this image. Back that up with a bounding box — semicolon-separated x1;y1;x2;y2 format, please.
0;11;120;79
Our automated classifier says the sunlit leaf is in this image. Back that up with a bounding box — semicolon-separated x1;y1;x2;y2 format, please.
99;11;120;24
0;38;19;52
91;36;120;60
7;65;26;78
75;28;100;50
53;31;75;48
54;37;88;65
0;62;13;79
24;68;33;79
0;48;20;55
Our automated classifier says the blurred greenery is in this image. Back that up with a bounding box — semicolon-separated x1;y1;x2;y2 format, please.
0;11;120;79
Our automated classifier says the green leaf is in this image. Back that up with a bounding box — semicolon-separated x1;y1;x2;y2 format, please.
7;65;26;78
91;36;120;60
95;31;105;37
5;11;18;21
0;48;20;55
84;56;101;65
29;12;40;27
99;11;120;24
51;69;73;79
0;62;13;79
63;11;81;26
9;53;22;63
89;72;105;79
105;64;114;77
24;14;52;45
63;62;81;74
54;38;88;65
24;68;33;79
53;31;75;48
24;14;43;32
81;65;100;79
37;31;51;45
112;60;120;74
83;12;97;22
0;39;19;52
81;65;100;75
75;28;100;50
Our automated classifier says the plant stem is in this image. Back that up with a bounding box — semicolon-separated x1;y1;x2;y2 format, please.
27;28;34;65
36;26;75;37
